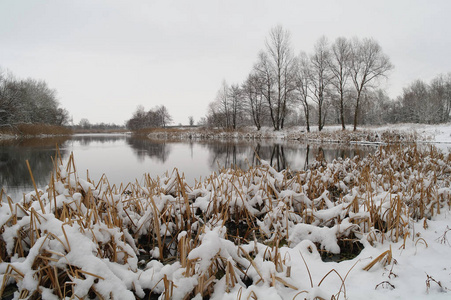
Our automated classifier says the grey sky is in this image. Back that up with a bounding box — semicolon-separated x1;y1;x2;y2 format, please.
1;0;450;125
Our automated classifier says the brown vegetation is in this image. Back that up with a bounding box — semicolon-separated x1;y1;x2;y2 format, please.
0;123;72;136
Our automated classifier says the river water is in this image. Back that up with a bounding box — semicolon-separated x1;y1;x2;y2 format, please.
0;133;376;201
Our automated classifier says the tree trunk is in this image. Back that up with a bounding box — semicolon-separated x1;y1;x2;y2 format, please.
353;93;361;131
318;101;323;131
340;94;346;130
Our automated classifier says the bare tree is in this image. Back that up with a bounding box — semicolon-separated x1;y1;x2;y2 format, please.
294;52;312;132
242;73;267;130
79;118;91;129
188;116;195;126
206;98;226;128
228;84;243;129
350;38;393;131
258;25;296;130
254;51;275;128
215;80;231;128
126;105;172;130
329;37;352;130
310;36;332;131
156;105;173;128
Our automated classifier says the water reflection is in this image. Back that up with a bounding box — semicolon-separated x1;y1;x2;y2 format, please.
1;134;377;201
198;141;373;173
71;134;129;146
127;137;171;163
198;140;253;170
0;137;70;199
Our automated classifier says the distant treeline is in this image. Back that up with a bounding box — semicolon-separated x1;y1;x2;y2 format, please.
72;118;126;132
204;26;451;131
126;105;173;130
0;67;69;127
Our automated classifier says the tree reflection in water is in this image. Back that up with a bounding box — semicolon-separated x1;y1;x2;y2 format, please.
126;137;171;163
72;134;125;146
1;135;376;202
202;141;374;173
0;137;70;199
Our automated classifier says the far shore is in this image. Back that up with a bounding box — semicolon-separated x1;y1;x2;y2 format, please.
134;123;451;146
2;123;451;146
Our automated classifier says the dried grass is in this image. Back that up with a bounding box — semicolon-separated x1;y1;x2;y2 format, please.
0;123;72;136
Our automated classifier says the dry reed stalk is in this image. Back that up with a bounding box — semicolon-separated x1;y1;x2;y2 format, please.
13;230;25;257
225;260;238;292
0;265;26;298
162;274;172;300
275;276;298;290
363;245;392;271
26;160;46;214
317;268;347;299
179;235;188;268
7;194;14;217
75;269;105;281
271;272;276;287
247;290;258;300
197;274;216;297
19;289;29;299
299;251;313;288
148;195;164;259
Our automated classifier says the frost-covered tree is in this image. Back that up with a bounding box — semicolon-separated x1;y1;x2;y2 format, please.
397;74;451;124
0;67;68;126
429;73;451;123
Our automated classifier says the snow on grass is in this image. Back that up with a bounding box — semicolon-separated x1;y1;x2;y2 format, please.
0;145;450;299
146;123;451;152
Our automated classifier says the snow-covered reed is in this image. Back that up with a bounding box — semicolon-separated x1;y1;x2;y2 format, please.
0;145;450;299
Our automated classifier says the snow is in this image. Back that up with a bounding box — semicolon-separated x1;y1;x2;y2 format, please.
1;127;451;299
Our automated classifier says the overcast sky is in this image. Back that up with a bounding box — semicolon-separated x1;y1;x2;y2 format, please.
1;0;450;126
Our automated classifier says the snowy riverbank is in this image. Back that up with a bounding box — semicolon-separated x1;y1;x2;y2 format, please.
145;123;451;147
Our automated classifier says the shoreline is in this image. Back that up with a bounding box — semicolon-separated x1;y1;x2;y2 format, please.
2;123;451;147
141;123;451;145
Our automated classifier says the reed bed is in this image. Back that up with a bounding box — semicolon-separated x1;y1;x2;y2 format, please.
0;145;450;299
0;123;72;136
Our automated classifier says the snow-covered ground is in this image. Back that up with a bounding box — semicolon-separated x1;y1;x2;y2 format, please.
146;123;451;152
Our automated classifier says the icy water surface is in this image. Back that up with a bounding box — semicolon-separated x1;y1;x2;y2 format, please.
0;133;375;201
